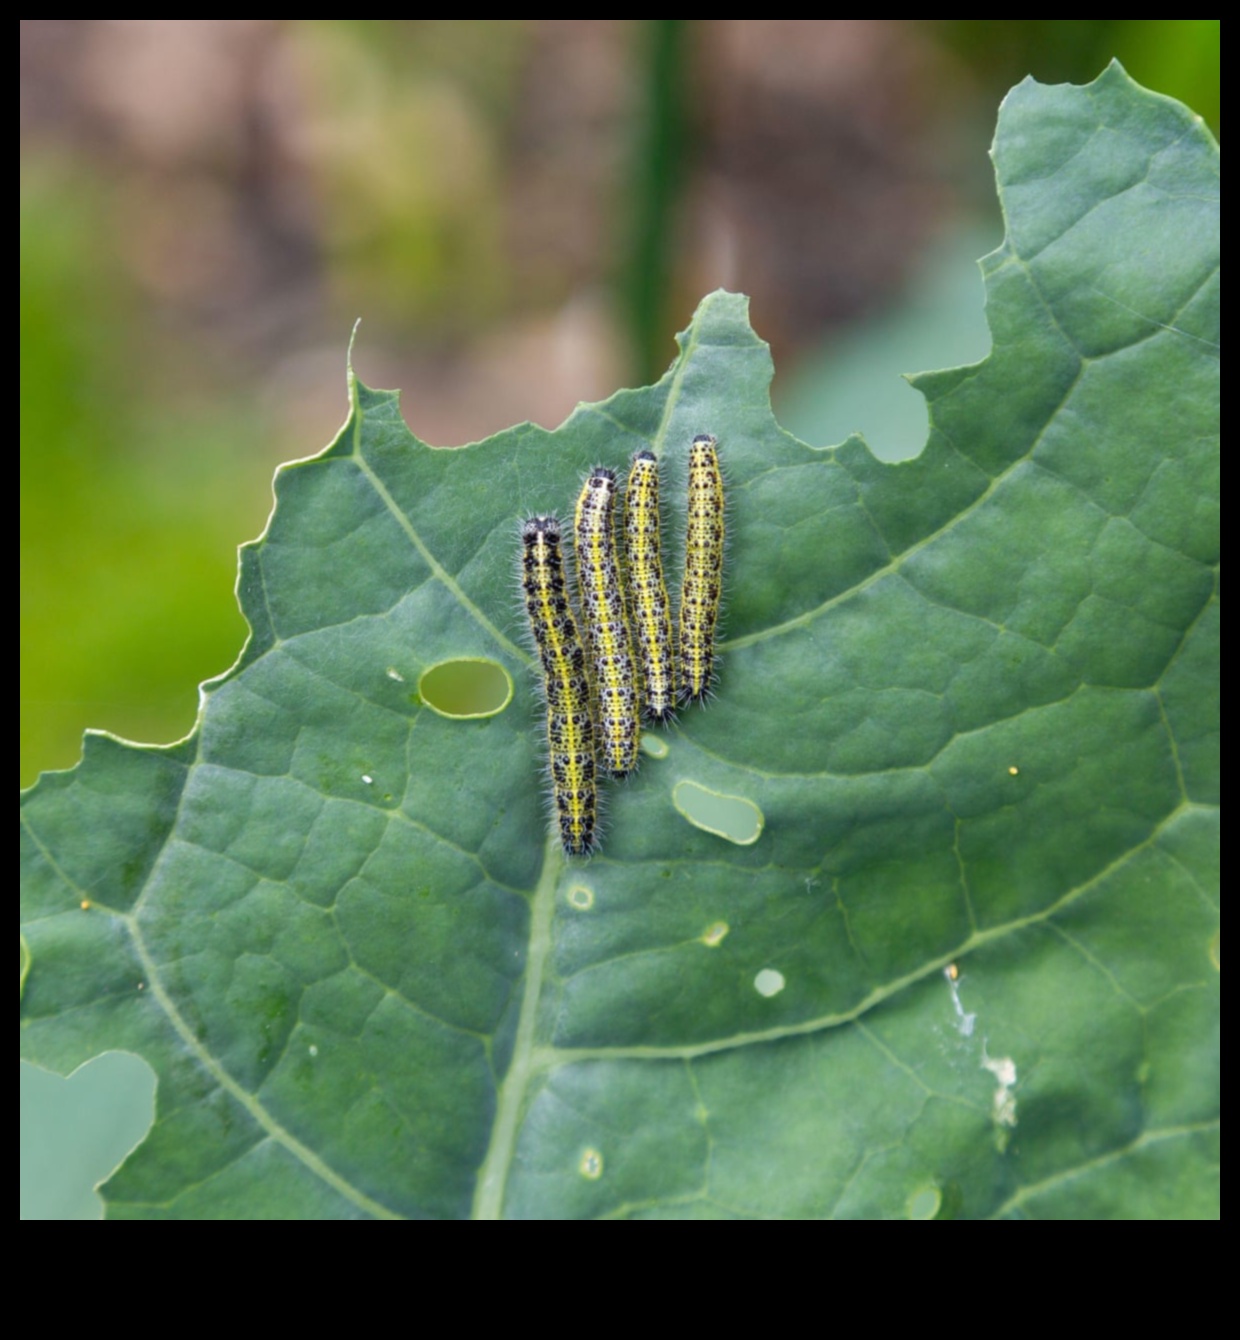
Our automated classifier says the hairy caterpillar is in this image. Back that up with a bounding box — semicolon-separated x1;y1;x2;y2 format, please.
574;467;641;777
521;516;598;856
623;450;677;722
678;433;725;703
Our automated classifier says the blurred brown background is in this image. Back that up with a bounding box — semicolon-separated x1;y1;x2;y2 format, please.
20;20;1220;787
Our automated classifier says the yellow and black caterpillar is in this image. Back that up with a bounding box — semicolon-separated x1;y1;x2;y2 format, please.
521;515;598;856
623;449;677;722
678;433;725;703
575;467;641;777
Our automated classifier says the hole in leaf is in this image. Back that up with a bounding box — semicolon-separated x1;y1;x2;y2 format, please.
418;659;512;719
20;1053;156;1220
673;780;763;845
754;968;785;997
642;734;669;759
906;1185;942;1220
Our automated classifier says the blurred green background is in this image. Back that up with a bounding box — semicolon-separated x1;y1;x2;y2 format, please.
20;21;1218;1217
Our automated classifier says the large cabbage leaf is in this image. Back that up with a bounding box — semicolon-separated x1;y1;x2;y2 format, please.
20;64;1218;1219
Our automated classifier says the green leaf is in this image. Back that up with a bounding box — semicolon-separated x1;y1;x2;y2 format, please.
20;64;1218;1220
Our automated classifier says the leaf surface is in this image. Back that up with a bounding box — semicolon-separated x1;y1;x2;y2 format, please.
20;65;1219;1219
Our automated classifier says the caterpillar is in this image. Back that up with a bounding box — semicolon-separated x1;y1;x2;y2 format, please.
574;467;641;777
521;516;598;857
623;449;677;722
678;433;725;703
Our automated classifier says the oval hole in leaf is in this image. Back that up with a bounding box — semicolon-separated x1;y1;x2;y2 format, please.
642;734;669;760
418;659;512;719
906;1185;942;1220
672;780;763;845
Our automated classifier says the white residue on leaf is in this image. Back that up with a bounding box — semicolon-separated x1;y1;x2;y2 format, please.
386;667;405;681
361;774;373;784
981;1040;1018;1149
943;964;976;1036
